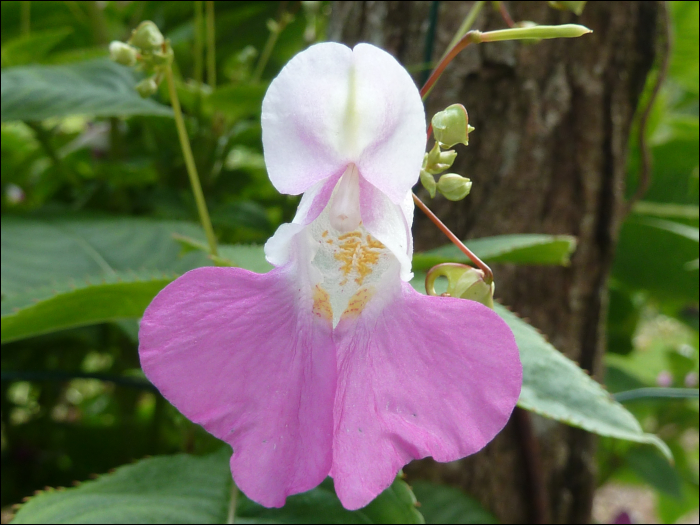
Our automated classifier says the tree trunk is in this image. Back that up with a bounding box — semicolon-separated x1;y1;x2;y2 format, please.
329;2;660;523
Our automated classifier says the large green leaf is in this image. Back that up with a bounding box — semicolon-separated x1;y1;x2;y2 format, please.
410;481;497;524
10;450;231;524
1;272;174;344
11;449;424;524
0;59;173;122
238;477;423;524
1;216;270;342
412;234;577;271
1;216;208;296
495;304;672;458
0;27;74;67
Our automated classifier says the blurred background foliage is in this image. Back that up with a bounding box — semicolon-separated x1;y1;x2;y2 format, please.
0;1;697;523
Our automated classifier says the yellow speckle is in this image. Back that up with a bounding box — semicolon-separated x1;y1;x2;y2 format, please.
332;230;385;284
341;286;375;320
312;285;333;323
322;230;329;238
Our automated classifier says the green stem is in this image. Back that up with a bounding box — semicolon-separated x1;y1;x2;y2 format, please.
252;14;290;83
21;1;30;35
421;24;590;99
412;194;493;284
226;481;239;524
165;65;218;255
614;387;699;403
205;0;216;88
439;0;484;63
194;1;204;84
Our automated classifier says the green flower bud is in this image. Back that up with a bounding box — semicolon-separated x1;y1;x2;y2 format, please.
454;267;494;308
109;41;138;67
135;76;159;98
425;264;494;309
424;143;458;175
436;149;458;171
437;173;472;201
420;169;437;198
431;104;472;148
426;142;441;167
129;21;165;52
150;43;174;67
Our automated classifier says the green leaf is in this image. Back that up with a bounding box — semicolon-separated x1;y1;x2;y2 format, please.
494;304;672;459
11;450;231;524
238;477;423;524
204;83;267;121
0;27;74;67
217;244;272;274
412;234;577;271
11;449;424;524
1;216;208;297
669;1;699;94
612;217;699;303
410;481;497;524
1;271;174;344
632;201;699;221
625;447;683;499
1;216;271;342
0;59;173;122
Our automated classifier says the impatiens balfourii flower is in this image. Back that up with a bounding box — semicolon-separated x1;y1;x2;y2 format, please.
139;42;522;510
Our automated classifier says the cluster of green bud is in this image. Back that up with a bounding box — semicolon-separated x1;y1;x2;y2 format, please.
426;263;494;309
420;104;474;201
109;21;173;98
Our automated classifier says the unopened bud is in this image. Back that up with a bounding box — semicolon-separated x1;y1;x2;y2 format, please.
426;142;441;167
109;41;138;67
426;264;494;309
135;77;159;98
424;143;458;175
150;44;174;66
453;267;494;308
129;21;164;52
431;104;472;148
437;173;472;201
420;169;437;198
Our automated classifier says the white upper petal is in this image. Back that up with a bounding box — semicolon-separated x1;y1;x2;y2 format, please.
359;178;414;282
262;42;426;204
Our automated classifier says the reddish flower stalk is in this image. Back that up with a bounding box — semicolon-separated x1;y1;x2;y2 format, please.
412;192;493;284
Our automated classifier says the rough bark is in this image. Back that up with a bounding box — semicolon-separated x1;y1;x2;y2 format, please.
329;2;660;523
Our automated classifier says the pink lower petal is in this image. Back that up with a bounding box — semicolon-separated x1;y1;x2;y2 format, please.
331;282;522;510
139;266;336;507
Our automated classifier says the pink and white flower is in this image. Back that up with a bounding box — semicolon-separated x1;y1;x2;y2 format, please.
139;42;522;510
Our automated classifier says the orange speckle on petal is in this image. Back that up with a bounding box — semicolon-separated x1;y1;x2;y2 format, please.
341;286;375;320
312;285;333;324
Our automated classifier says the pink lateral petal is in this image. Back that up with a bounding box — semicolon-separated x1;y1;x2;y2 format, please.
331;282;522;510
139;266;336;507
